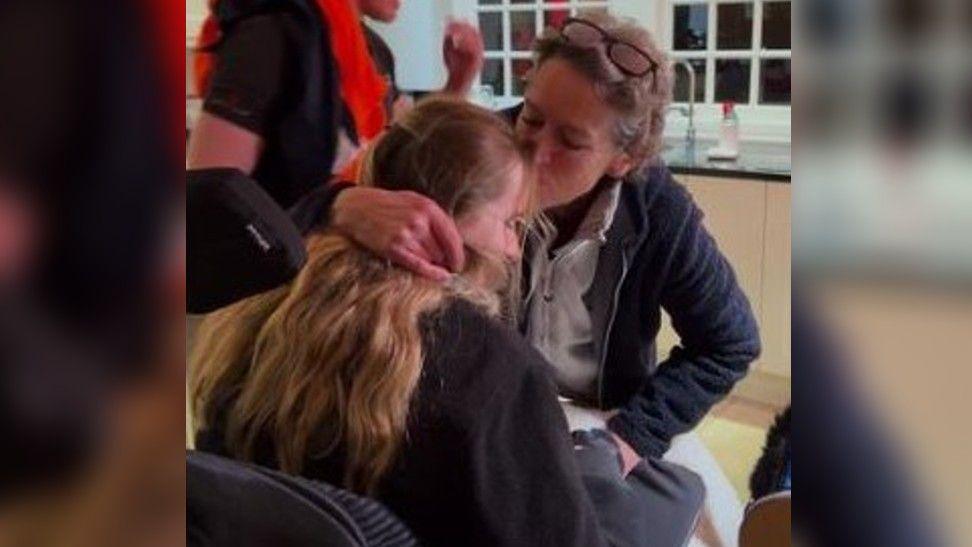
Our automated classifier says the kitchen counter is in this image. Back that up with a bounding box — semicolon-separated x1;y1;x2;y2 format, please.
661;138;791;182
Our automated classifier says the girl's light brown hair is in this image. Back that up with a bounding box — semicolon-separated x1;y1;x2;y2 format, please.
189;98;532;494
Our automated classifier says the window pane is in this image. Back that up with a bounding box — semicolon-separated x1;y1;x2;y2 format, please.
478;0;500;4
762;2;791;49
544;0;569;4
511;0;533;4
544;10;570;31
673;5;708;50
512;59;533;96
481;59;505;97
715;59;751;103
510;11;536;51
717;3;753;50
673;59;706;103
759;59;791;104
479;12;503;51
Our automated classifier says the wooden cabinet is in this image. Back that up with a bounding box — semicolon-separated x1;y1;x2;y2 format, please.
760;183;791;379
685;176;767;318
657;175;791;408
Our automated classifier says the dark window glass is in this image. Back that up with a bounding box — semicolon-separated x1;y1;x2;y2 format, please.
759;59;791;104
479;12;503;51
674;5;708;50
717;3;754;50
510;11;536;51
481;58;505;96
762;2;791;49
715;59;751;103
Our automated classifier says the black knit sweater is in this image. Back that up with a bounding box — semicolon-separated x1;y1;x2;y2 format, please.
197;299;611;547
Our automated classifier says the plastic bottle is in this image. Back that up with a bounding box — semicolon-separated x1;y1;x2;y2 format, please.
720;101;740;155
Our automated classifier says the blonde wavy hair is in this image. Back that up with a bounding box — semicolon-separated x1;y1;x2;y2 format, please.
190;98;533;494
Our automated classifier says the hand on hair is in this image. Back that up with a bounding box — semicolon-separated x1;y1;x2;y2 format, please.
442;20;484;96
332;186;466;282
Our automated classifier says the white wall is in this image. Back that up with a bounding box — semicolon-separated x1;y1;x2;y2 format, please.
186;0;207;43
186;0;207;17
368;0;453;92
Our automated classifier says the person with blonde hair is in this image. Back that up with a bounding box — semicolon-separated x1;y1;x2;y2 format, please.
191;98;671;547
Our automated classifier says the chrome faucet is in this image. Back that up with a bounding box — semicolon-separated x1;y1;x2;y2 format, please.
669;59;697;148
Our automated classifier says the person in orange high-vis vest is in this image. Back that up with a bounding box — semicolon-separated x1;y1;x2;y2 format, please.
188;0;483;209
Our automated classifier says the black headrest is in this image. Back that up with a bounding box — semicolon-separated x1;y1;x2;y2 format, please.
187;169;307;314
187;451;364;547
187;451;418;547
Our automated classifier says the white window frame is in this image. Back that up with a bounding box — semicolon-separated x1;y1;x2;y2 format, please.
452;0;611;109
662;0;791;143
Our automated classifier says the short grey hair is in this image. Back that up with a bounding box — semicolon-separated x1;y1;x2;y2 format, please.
532;11;674;170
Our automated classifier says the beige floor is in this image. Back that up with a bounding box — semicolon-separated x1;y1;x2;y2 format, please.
698;396;783;502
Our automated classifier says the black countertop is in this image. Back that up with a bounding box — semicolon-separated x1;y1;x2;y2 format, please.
661;138;791;182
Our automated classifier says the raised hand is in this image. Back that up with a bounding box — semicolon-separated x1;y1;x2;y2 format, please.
442;19;485;96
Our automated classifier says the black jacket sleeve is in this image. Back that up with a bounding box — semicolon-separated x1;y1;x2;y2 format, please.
609;178;761;457
286;179;355;236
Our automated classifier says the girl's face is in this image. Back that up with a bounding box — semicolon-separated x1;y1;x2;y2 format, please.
456;161;528;267
515;58;634;210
